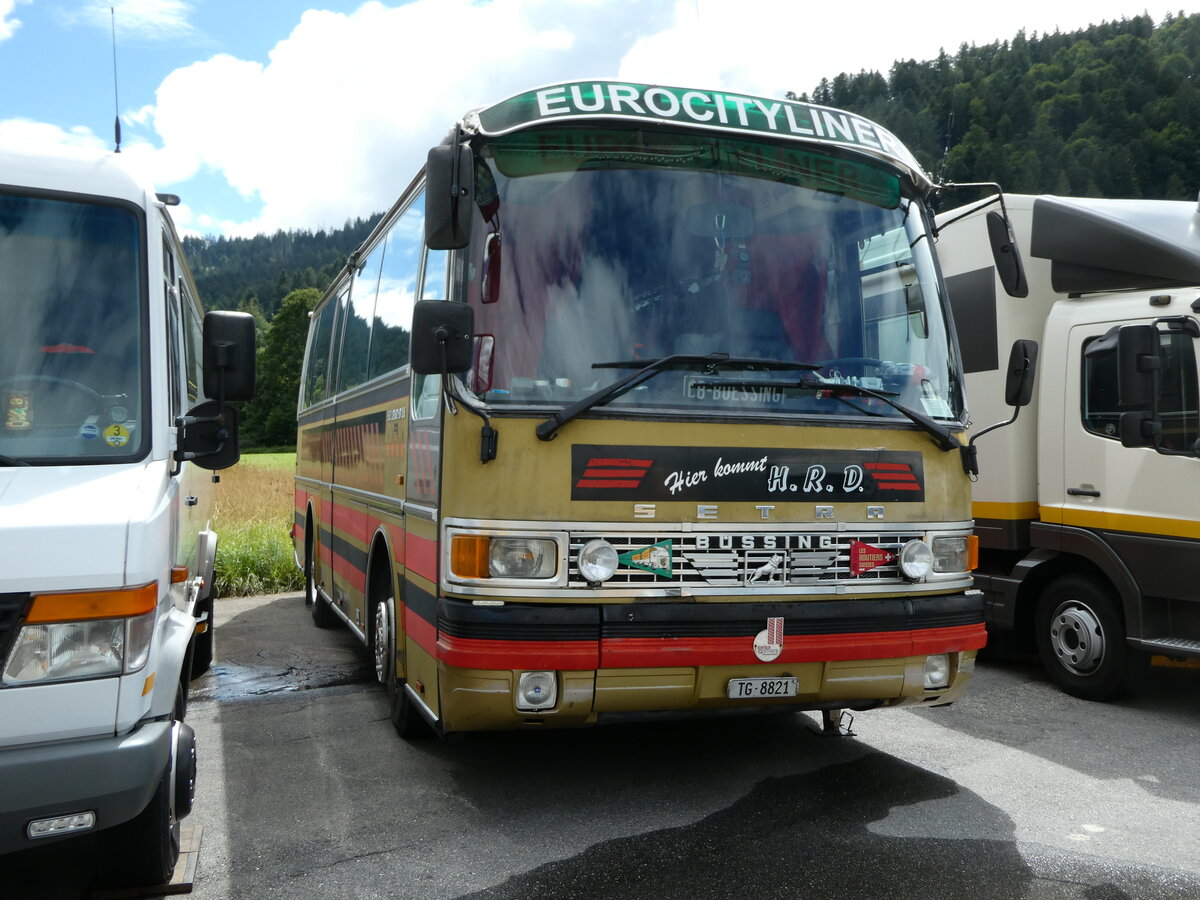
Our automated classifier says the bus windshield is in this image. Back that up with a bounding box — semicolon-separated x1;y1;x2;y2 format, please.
462;128;962;423
0;193;146;464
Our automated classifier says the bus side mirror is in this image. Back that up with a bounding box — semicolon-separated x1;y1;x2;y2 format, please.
203;310;256;402
411;300;474;375
986;211;1028;298
1004;339;1038;407
425;143;474;251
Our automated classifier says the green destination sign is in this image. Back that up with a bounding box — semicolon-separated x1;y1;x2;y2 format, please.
471;80;928;184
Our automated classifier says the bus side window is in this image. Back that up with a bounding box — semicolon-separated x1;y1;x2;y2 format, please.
339;242;385;393
368;196;423;381
302;299;339;408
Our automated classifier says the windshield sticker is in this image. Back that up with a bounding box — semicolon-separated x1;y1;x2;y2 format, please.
103;423;130;448
79;422;100;440
474;81;925;178
618;540;674;578
5;391;30;430
572;445;924;502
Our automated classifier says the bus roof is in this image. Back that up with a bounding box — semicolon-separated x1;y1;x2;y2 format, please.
465;79;932;190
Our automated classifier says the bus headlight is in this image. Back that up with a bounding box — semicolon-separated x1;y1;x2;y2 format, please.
923;654;951;689
516;670;557;711
898;540;934;581
931;536;970;574
488;538;557;579
578;540;619;584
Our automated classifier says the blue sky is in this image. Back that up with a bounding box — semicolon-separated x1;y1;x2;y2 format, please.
2;1;1195;237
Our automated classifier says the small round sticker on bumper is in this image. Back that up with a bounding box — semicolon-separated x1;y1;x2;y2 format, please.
103;423;130;447
753;616;784;662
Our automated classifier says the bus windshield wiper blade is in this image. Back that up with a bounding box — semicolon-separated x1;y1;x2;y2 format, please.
0;453;31;466
793;378;963;452
536;353;818;441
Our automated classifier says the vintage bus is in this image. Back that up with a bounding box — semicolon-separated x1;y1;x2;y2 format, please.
294;80;1030;737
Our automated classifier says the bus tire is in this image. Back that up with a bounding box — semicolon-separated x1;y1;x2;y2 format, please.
1034;574;1143;701
307;537;338;629
304;519;317;607
375;593;429;740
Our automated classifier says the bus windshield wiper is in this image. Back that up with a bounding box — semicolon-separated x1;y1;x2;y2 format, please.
0;453;31;466
535;353;820;441
697;375;962;451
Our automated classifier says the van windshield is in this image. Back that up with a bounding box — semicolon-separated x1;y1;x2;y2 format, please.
0;192;147;464
461;128;963;425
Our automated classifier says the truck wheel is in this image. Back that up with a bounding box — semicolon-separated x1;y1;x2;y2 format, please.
1035;574;1142;701
99;762;180;887
374;593;429;739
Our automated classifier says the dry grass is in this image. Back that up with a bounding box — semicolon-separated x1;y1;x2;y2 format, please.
211;453;302;597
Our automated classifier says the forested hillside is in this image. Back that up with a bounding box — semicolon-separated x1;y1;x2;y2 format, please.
791;12;1200;200
199;12;1200;448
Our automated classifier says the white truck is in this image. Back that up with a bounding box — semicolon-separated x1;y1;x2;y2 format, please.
938;193;1200;700
0;145;255;885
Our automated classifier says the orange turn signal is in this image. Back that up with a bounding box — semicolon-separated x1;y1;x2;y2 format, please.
26;583;158;624
170;566;189;584
450;535;490;579
967;535;979;571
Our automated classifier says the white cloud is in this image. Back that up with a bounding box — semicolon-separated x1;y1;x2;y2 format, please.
0;0;27;43
64;0;196;41
0;118;108;151
95;0;1200;234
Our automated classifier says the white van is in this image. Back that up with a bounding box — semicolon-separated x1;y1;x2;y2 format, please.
0;145;254;885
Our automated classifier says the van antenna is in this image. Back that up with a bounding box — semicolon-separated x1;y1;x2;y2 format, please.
110;6;121;153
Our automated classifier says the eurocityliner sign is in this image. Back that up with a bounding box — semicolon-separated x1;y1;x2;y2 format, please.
571;445;925;502
470;80;928;184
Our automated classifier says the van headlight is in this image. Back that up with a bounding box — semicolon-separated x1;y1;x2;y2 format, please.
3;584;158;686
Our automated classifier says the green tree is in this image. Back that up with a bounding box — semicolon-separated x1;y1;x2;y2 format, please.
241;288;320;449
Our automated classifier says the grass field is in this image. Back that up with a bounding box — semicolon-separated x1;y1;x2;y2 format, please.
211;451;303;597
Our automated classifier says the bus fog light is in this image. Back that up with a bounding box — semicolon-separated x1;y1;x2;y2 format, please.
488;538;557;579
516;671;557;711
923;654;950;689
578;540;618;583
899;540;934;581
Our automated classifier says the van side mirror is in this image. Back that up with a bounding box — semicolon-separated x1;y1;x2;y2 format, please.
175;310;256;472
1004;339;1038;407
203;310;256;403
986;211;1028;298
410;300;474;375
425;142;474;251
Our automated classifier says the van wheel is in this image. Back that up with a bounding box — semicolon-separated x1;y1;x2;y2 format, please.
1035;574;1143;701
189;596;214;679
99;763;180;887
374;593;429;739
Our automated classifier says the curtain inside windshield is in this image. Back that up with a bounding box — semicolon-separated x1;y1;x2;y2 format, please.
462;129;961;422
0;193;145;463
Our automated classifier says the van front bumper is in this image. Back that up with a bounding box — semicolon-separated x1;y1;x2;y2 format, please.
0;719;171;853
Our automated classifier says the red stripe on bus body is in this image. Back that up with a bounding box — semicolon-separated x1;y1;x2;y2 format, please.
871;472;917;481
865;463;912;471
404;605;438;655
406;532;438;582
588;458;654;468
871;482;922;491
328;549;367;593
331;502;372;543
582;468;649;479
437;635;600;670
576;479;642;489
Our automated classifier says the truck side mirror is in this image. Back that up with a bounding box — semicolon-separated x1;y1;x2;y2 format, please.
986;211;1028;298
410;299;474;375
1115;323;1159;408
1004;339;1038;407
425;142;474;251
1119;411;1160;448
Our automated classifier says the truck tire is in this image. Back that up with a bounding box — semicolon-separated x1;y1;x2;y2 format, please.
1034;574;1143;701
374;593;429;740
